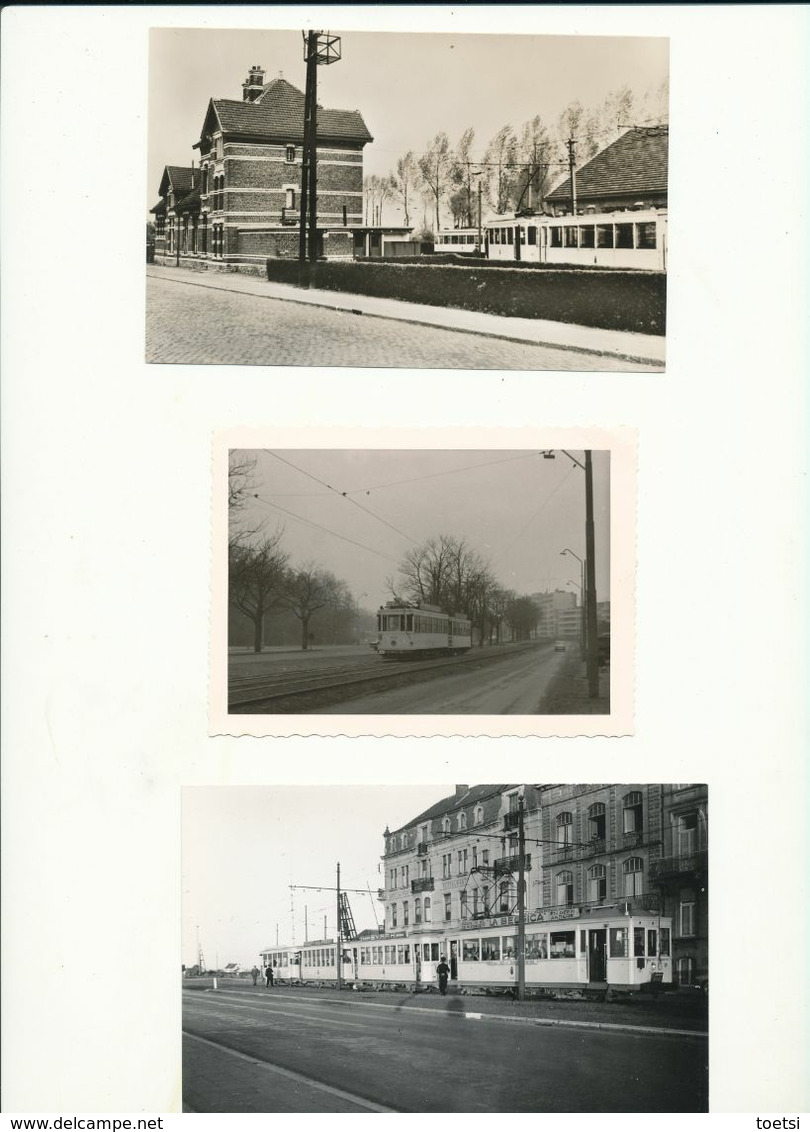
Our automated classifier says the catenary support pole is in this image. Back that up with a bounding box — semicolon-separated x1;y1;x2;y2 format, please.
585;451;599;697
567;136;577;216
517;795;526;1001
336;861;342;991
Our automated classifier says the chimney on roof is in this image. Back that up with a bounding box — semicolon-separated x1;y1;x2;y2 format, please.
455;785;469;800
242;64;266;102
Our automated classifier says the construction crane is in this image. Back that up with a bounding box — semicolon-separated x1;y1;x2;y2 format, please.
339;892;357;940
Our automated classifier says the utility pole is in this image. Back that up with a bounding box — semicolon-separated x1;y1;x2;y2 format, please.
477;178;483;256
517;794;526;1001
585;450;599;698
336;861;342;991
567;136;577;216
298;30;341;281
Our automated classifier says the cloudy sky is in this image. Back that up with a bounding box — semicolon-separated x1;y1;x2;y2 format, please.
148;26;668;220
182;785;456;968
230;448;610;611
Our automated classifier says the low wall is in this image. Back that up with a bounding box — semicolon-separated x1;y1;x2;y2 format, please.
265;259;666;334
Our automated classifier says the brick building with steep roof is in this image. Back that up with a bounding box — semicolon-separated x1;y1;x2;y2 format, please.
151;64;390;266
547;126;668;215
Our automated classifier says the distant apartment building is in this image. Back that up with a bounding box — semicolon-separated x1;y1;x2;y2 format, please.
531;590;579;638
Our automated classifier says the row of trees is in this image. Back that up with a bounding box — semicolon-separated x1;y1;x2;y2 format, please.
229;453;356;653
364;80;669;236
387;534;539;645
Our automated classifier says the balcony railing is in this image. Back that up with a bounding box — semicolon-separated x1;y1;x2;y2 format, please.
377;888;386;901
493;853;531;876
503;811;520;831
410;877;435;893
649;850;708;882
622;830;644;848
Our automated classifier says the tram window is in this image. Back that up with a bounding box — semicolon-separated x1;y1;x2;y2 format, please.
610;927;628;957
397;945;405;963
502;936;516;959
580;931;587;955
647;929;658;956
525;933;548;960
423;944;431;961
633;927;646;956
635;221;657;249
550;226;563;248
406;614;413;631
597;224;614;248
550;931;576;958
580;225;595;248
482;937;500;961
431;943;440;961
616;223;633;248
527;226;537;245
404;945;410;963
660;928;671;956
507;228;514;245
564;226;579;248
463;939;480;961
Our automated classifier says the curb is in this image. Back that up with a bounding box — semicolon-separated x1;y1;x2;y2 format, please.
148;269;665;367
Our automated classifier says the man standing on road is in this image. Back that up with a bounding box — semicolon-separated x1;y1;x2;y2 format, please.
265;963;274;988
436;956;450;996
251;965;259;986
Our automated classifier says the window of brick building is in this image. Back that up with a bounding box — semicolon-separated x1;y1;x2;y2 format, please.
285;144;295;163
623;856;643;896
556;870;574;907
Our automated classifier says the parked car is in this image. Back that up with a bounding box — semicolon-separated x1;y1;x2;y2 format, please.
554;640;566;651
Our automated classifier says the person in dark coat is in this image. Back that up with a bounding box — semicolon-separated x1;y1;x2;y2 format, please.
265;964;274;988
436;956;450;996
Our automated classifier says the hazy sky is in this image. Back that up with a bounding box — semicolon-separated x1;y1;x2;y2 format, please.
182;785;457;968
231;448;610;611
148;27;668;218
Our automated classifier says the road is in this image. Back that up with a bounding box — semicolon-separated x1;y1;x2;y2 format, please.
228;642;573;714
182;985;708;1112
318;641;569;714
146;274;656;370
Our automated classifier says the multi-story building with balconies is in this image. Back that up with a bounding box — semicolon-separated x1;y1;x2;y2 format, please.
649;784;708;987
151;64;383;267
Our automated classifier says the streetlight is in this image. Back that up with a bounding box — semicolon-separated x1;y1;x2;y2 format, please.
544;450;599;698
561;548;586;658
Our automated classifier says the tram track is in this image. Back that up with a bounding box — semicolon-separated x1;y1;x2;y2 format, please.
228;641;543;712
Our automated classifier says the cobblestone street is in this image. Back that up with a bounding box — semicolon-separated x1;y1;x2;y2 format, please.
145;274;657;370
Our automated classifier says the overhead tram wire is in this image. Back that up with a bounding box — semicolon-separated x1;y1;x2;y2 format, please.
263;450;417;543
497;463;577;560
251;493;401;566
341;451;552;498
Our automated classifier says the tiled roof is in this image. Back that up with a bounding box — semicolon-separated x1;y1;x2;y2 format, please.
212;77;372;145
389;785;511;835
158;165;196;198
174;186;201;213
547;127;668;203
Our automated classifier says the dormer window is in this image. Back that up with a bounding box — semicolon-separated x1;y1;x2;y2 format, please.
285;145;296;163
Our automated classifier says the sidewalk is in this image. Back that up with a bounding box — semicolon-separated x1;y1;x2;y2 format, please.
147;263;665;367
188;978;707;1036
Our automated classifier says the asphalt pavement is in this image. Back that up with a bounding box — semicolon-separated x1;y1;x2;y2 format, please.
182;982;708;1113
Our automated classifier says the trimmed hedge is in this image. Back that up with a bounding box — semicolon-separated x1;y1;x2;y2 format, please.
266;258;666;335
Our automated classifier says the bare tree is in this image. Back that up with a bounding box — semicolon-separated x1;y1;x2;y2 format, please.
282;564;344;651
514;116;555;213
483;125;519;215
448;127;477;228
228;450;263;550
392;151;419;227
417;132;453;233
229;530;289;653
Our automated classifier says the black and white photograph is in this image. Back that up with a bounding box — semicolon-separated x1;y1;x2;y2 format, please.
147;28;668;371
182;783;709;1113
213;431;635;735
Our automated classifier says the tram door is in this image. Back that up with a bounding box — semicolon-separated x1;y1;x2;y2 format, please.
449;940;459;980
352;947;359;980
588;929;607;983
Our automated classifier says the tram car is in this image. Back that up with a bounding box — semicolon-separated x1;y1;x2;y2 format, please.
261;908;673;994
484;208;667;271
372;601;472;659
